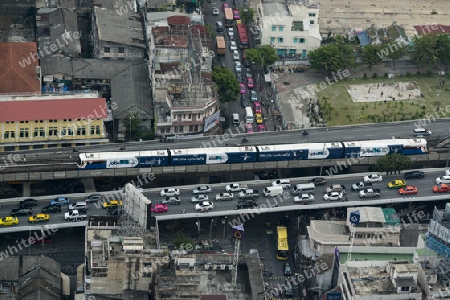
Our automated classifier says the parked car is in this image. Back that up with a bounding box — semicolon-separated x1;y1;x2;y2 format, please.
160;188;180;197
398;186;418;195
309;178;327;185
50;197;70;206
162;196;181;205
192;185;212;194
364;173;383;183
191;194;209;203
151;204;168;213
11;208;33;216
19;198;38;208
41;205;61;214
194;201;214;211
212;6;219;15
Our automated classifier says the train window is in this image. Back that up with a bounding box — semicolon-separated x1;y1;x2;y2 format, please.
260;146;271;151
244;147;253;151
157;151;165;155
347;142;356;146
119;160;129;164
330;142;340;147
86;154;95;158
173;150;183;154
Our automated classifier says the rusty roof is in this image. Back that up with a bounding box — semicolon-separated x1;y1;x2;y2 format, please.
167;15;191;25
414;24;450;36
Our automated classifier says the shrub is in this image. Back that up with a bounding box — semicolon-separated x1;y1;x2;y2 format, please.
384;73;388;78
372;73;378;78
417;71;422;76
406;71;411;77
363;73;367;79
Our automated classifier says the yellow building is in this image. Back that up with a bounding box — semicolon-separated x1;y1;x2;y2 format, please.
0;95;108;151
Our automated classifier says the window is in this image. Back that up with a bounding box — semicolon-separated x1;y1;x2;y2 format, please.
34;127;45;137
300;38;305;43
61;128;74;136
142;263;152;277
291;21;303;31
278;26;283;32
309;13;316;17
19;128;29;138
189;125;193;132
20;121;28;124
104;47;110;53
278;37;283;43
270;37;275;43
271;26;276;31
4;131;15;139
91;125;101;135
310;20;314;25
77;126;86;135
294;38;306;44
194;125;198;131
188;114;191;119
118;47;125;53
48;127;58;136
400;286;409;292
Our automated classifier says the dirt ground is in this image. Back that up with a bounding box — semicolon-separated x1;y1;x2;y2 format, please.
346;81;423;103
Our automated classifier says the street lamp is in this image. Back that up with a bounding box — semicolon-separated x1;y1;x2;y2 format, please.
129;116;132;142
223;217;227;239
209;219;214;241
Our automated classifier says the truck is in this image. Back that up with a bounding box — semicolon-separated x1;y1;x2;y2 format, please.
225;183;248;192
238;189;260;199
64;209;87;221
359;189;381;198
216;36;226;55
351;181;372;191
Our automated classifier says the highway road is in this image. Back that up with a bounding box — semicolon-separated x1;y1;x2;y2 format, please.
0;169;449;233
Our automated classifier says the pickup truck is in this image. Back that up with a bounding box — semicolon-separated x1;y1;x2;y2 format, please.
238;189;260;199
225;183;248;192
359;189;381;198
64;209;87;221
351;182;372;191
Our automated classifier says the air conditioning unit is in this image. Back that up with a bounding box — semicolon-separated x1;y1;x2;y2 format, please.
220;265;226;270
204;264;210;270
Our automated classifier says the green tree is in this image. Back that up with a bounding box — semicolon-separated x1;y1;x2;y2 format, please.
360;44;382;71
245;45;278;68
240;7;254;25
124;112;153;141
308;43;356;75
410;35;438;71
212;67;239;102
374;154;411;174
435;34;450;66
386;42;407;70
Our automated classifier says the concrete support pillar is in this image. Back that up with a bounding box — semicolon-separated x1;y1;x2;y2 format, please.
0;146;4;152
81;177;97;193
15;146;19;151
28;145;33;150
199;176;209;184
43;143;48;149
22;181;32;197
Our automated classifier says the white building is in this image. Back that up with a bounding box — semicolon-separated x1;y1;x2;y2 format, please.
256;0;321;58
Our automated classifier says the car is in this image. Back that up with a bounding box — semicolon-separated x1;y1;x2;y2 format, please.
236;72;243;83
50;197;70;206
41;205;61;214
326;184;347;194
191;194;209;203
107;209;122;216
388;180;407;189
0;216;18;226
446;169;450;176
255;113;263;124
193;185;212;194
194;201;214;211
229;41;237;51
102;200;123;209
151;204;168;213
294;193;315;204
247;78;254;89
432;184;450;193
240;83;246;94
283;262;292;276
257;124;266;132
212;6;219;15
250;90;258;102
399;186;418;195
413;128;431;137
404;170;425;179
245;123;254;133
234;61;242;73
160;188;180;197
85;194;102;203
309;177;327;185
241;95;249;107
11;208;33;216
253;102;262;114
69;202;88;211
19;198;38;208
233;9;240;20
265;222;273;234
284;286;294;298
228;27;234;38
216;21;224;32
236;200;257;209
28;213;50;223
222;3;229;11
233;50;240;61
323;192;343;201
364;173;383;183
162;196;181;205
245;68;252;78
215;192;234;201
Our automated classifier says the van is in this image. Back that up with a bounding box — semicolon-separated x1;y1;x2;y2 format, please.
263;185;283;197
245;106;253;124
292;183;315;195
216;21;224;32
272;179;291;189
69;201;87;211
232;114;240;126
413;128;431;137
436;176;450;184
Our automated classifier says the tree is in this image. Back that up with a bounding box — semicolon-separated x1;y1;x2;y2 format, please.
386;42;407;70
410;35;438;71
124;112;153;141
240;7;254;25
374;154;411;174
360;44;382;71
308;43;356;75
212;67;239;102
245;45;278;68
435;34;450;66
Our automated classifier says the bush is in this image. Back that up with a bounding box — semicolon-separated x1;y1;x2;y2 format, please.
372;73;378;78
426;70;433;77
417;71;422;76
384;73;388;78
406;71;411;77
363;73;367;79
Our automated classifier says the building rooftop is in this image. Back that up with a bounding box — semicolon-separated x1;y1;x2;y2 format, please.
346;206;386;226
261;2;288;17
0;42;41;94
152;26;189;48
414;24;450;36
40;56;74;76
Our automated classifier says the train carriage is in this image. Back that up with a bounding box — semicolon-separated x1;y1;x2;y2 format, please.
169;146;258;166
343;138;427;158
77;150;169;169
257;143;344;161
388;138;428;155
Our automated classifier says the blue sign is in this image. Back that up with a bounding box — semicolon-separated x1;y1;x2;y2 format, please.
349;210;360;225
326;292;342;300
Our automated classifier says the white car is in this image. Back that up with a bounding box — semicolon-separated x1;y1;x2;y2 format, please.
215;192;234;201
323;192;343;201
160;188;180;197
364;174;383;183
228;28;234;38
195;201;214;211
212;7;219;15
245;68;252;78
233;50;240;61
293;193;315;204
445;169;450;176
235;61;242;73
192;185;212;194
191;194;209;203
162;196;181;205
229;41;237;51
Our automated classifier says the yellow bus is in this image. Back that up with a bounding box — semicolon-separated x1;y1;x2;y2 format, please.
224;8;233;27
276;226;289;260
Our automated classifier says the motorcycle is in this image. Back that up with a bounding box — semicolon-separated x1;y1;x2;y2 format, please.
302;130;308;136
241;137;249;143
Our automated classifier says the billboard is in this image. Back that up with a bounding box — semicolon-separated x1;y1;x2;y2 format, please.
204;110;220;132
123;183;151;229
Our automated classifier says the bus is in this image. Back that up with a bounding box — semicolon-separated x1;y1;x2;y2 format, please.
216;36;226;55
276;226;289;260
236;24;249;49
224;8;234;27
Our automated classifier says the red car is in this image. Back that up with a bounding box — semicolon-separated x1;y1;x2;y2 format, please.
245;123;253;133
222;3;229;11
151;204;168;213
240;83;246;94
254;101;262;113
233;9;240;20
432;184;450;193
398;186;418;195
247;78;254;89
257;124;266;132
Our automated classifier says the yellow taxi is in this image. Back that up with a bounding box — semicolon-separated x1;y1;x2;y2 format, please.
388;179;406;189
28;213;50;223
0;216;19;226
103;200;123;209
255;113;263;124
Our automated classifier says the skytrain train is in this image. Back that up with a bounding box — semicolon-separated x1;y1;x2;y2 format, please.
77;138;428;170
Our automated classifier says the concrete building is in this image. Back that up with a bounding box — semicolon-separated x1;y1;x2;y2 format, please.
256;0;321;58
338;260;422;299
